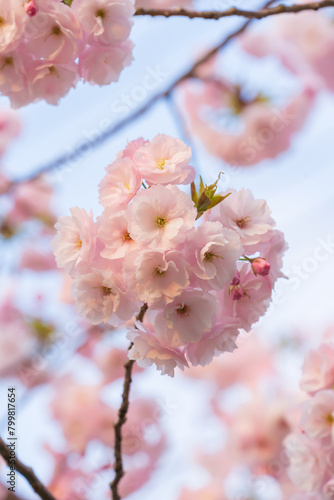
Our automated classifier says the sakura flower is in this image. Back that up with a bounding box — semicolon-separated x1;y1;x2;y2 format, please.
98;209;137;260
301;390;334;446
73;0;134;45
0;0;26;54
98;157;142;209
184;319;240;367
285;433;326;492
0;108;21;158
0;51;31;108
128;184;197;249
154;289;217;346
131;249;189;304
28;60;79;106
301;344;334;395
218;264;273;332
120;137;148;160
127;321;188;376
208;188;275;247
323;479;334;498
133;134;195;185
72;268;138;325
79;40;133;85
25;2;82;63
185;221;242;290
51;207;97;275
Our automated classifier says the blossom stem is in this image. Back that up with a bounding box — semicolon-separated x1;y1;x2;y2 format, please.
135;1;334;21
0;437;57;500
110;303;148;500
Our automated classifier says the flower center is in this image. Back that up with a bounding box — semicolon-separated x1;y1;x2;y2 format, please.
122;231;132;242
155;215;168;228
101;286;112;296
153;267;166;278
96;8;106;18
327;413;334;424
124;182;130;190
204;251;223;262
52;25;61;36
156;158;166;170
75;236;82;248
0;17;5;27
236;216;251;228
176;303;191;317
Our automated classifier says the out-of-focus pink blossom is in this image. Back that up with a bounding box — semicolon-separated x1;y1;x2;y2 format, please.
183;79;315;166
20;248;57;271
301;390;334;446
301;343;334;395
0;109;21;158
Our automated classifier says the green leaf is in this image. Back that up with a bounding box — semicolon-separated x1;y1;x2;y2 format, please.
62;0;73;6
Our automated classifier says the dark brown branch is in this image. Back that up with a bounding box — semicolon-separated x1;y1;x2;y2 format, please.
10;1;275;187
0;438;57;500
135;1;334;20
110;303;148;500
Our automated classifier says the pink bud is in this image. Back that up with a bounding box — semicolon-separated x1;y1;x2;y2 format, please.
229;284;244;301
25;1;38;17
251;258;270;276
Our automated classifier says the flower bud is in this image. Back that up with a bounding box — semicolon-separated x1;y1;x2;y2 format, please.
230;284;244;301
25;1;38;17
251;257;270;276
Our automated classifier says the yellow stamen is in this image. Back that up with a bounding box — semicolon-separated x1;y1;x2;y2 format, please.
156;158;166;170
155;215;168;228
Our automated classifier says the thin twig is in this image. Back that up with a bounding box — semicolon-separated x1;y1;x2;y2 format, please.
110;303;148;500
10;1;276;187
135;1;334;20
0;437;57;500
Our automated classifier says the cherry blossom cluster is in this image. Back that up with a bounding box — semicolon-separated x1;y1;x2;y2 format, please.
51;133;287;376
182;71;315;167
0;0;134;107
285;343;334;498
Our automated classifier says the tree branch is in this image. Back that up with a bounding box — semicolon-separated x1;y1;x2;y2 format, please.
10;1;275;187
135;1;334;20
0;438;57;500
110;303;148;500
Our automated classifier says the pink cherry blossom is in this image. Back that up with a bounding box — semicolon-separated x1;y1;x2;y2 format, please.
127;321;188;376
51;207;97;275
208;188;275;247
98;157;142;209
25;2;82;63
301;390;334;446
73;0;134;45
72;268;139;325
218;264;273;332
131;249;189;304
20;248;57;272
128;184;197;249
323;479;334;498
120;137;148;160
285;433;326;492
51;376;117;454
301;344;334;395
132;134;195;185
98;209;138;260
0;0;26;54
185;221;242;290
0;108;21;158
184;319;240;367
79;40;133;85
0;50;31;108
28;60;79;106
183;79;315;166
154;289;217;346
